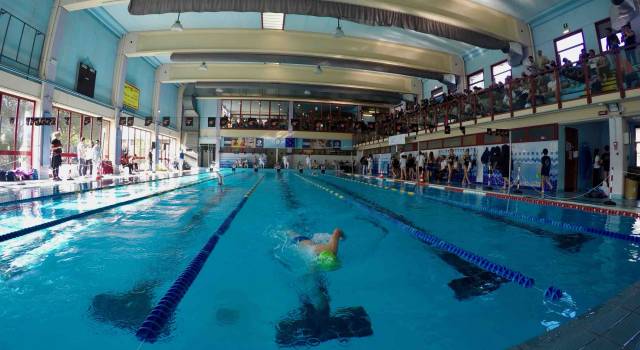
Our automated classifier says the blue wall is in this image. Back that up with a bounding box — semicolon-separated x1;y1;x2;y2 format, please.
462;0;609;89
197;99;219;129
531;0;610;60
159;83;179;128
54;10;118;105
125;57;155;117
422;79;447;99
0;0;52;32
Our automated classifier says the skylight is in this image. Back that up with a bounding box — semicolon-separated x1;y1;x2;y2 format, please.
262;12;285;30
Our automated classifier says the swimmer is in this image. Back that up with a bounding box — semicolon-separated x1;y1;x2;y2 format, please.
289;229;345;270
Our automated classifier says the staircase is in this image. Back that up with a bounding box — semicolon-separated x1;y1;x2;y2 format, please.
182;93;200;168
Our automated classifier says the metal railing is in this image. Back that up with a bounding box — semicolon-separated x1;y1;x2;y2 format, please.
355;47;640;145
0;9;45;77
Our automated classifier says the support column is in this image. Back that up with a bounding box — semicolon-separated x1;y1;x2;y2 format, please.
152;68;162;170
609;116;628;199
215;109;221;168
37;0;65;176
111;37;129;175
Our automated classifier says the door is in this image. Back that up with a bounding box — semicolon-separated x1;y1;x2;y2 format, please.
564;127;579;192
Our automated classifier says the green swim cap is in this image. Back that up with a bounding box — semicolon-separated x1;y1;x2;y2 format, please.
316;251;340;271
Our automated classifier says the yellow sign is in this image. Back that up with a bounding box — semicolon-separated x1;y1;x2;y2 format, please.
123;82;140;110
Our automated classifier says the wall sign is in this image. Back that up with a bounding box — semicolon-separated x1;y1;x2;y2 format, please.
123;82;140;110
388;134;406;146
26;117;56;126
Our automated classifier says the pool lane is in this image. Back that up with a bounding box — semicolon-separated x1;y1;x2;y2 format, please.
0;172;257;350
0;172;225;241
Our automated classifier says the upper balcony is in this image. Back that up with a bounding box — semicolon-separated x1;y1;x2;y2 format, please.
355;47;640;147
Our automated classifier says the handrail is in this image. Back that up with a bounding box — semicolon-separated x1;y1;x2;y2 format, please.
356;47;636;146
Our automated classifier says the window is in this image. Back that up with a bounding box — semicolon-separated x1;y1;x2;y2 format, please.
596;18;624;52
554;30;585;64
491;60;512;84
431;87;444;99
121;125;152;169
53;107;107;161
0;93;35;170
467;70;485;90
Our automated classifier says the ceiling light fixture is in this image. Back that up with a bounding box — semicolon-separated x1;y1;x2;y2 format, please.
262;12;285;30
334;18;345;38
198;62;208;71
215;88;224;93
315;65;323;75
171;13;184;32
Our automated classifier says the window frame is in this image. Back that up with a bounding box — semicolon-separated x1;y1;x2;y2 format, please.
0;92;35;170
466;69;485;90
430;87;444;99
491;60;512;84
553;29;586;64
595;18;624;53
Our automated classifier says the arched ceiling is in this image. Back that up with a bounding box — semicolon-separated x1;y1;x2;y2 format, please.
60;0;571;105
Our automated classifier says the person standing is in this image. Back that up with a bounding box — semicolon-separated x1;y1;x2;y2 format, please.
606;28;620;52
84;141;93;177
462;149;472;187
400;154;407;180
602;145;611;188
282;155;289;169
592;148;601;187
92;140;102;178
306;154;312;170
417;152;425;182
51;131;63;181
360;155;368;175
148;146;153;172
178;149;185;172
623;24;637;65
540;148;552;195
446;149;456;185
367;154;374;176
77;137;86;177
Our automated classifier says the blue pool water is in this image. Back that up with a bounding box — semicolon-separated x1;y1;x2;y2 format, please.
0;170;639;349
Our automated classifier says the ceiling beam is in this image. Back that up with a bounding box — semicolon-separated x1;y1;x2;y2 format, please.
61;0;128;11
63;0;530;47
123;29;463;76
156;63;422;95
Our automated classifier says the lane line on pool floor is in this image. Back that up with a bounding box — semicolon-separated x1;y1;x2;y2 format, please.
135;176;264;343
0;171;210;208
0;173;230;243
333;175;640;245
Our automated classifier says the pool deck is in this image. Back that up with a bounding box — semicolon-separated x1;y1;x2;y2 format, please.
345;173;640;218
512;282;640;350
0;169;206;205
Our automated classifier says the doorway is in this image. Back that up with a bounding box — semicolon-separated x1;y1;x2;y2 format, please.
199;144;216;167
564;127;579;192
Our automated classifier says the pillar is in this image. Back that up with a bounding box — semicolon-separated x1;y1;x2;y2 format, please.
111;37;129;174
36;0;65;175
609;116;628;198
215;110;221;168
151;68;162;170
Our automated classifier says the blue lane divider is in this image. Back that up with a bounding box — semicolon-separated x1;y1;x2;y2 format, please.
0;175;224;244
341;175;640;245
0;171;208;208
136;176;264;343
298;175;540;291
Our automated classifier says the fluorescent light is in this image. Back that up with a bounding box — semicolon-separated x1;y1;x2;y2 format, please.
171;13;184;32
262;12;285;30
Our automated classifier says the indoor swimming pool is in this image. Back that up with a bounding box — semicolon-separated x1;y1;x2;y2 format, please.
0;170;639;349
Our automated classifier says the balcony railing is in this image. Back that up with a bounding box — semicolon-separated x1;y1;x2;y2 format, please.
355;47;638;145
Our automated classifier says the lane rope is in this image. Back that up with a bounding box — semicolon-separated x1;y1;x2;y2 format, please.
337;175;640;245
135;176;264;343
0;174;229;243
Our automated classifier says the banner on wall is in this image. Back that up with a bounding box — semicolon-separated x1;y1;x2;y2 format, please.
208;117;216;127
119;117;127;126
301;139;343;149
285;138;295;148
83;116;91;125
145;117;153;126
127;117;134;127
162;117;171;127
185;117;194;127
223;137;264;148
388;134;406;146
123;82;140;111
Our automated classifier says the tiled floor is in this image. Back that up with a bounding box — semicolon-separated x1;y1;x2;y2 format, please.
0;170;202;205
513;282;640;350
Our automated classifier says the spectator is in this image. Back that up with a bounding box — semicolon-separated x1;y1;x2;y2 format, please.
77;137;86;177
446;149;456;185
360;155;368;175
606;28;620;52
417;151;425;182
461;149;472;187
426;152;436;183
524;56;538;76
540;148;552;195
92;140;102;178
407;154;416;181
367;154;374;175
623;24;637;65
537;50;551;70
593;148;601;187
51;131;63;181
391;155;400;179
400;154;407;180
602;145;611;188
